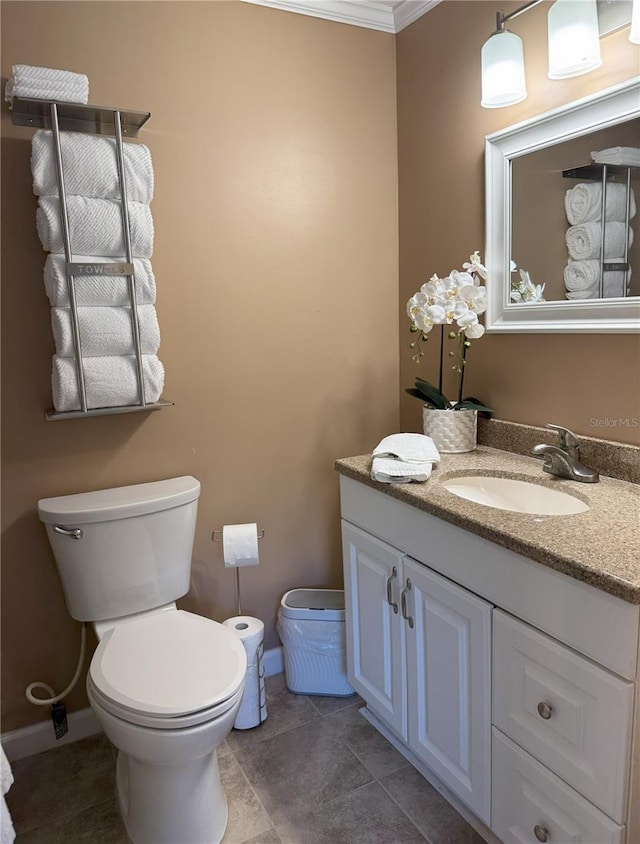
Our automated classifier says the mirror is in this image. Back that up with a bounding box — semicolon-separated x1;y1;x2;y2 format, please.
485;77;640;332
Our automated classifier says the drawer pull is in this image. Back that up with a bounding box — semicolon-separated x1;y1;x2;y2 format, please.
401;579;414;629
533;824;549;842
537;702;553;720
386;567;398;614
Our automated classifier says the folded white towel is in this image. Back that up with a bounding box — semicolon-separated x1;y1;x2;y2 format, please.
591;147;640;167
371;457;434;484
37;196;154;258
52;354;164;412
51;305;160;357
5;64;88;104
564;182;635;225
566;222;633;261
31;130;154;203
44;255;156;307
373;433;441;464
1;745;15;844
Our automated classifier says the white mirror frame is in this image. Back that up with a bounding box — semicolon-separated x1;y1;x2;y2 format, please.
485;77;640;333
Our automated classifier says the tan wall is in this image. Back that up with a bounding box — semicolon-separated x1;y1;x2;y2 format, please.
397;1;640;443
1;1;399;731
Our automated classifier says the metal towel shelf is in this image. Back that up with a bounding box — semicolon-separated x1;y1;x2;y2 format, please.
11;97;172;420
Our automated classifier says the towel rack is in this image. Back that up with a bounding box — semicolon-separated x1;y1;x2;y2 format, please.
11;97;173;421
563;162;637;299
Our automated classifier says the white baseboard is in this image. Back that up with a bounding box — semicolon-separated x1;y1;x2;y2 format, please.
1;646;285;762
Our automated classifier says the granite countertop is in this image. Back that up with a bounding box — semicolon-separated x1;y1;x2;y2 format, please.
336;447;640;604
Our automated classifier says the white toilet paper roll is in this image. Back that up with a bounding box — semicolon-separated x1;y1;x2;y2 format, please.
222;524;260;568
223;616;267;730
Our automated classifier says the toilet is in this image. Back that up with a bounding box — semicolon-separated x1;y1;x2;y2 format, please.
37;476;247;844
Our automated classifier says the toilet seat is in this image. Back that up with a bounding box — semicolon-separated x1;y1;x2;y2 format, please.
89;610;247;729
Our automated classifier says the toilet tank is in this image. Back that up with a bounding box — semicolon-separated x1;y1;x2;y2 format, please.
37;476;201;622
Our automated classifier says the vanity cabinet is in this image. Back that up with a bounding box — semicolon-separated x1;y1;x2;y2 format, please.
342;522;492;824
339;474;640;844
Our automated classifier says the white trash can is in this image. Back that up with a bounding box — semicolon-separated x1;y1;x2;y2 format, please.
277;588;355;696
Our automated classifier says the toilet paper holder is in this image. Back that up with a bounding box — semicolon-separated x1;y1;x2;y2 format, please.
212;526;265;615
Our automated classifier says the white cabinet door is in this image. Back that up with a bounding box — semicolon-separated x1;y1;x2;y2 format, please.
404;557;492;825
341;521;407;738
492;728;625;844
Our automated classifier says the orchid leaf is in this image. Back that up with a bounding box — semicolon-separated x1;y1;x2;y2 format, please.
455;397;494;417
412;378;450;409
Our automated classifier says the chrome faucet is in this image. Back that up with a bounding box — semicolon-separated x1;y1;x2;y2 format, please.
531;423;599;483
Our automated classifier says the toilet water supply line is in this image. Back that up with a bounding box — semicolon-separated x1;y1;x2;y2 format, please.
25;623;88;706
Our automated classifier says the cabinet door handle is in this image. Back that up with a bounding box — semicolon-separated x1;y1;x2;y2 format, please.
401;579;414;629
386;567;398;614
537;702;553;720
533;824;549;842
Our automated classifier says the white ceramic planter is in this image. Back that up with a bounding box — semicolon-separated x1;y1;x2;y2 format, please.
422;407;477;453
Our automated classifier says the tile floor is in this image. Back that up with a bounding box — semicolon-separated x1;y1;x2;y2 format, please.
7;674;484;844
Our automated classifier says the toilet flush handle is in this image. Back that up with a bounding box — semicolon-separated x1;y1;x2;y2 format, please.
53;525;83;540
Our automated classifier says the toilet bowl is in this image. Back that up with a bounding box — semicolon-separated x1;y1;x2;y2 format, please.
37;476;248;844
87;608;246;844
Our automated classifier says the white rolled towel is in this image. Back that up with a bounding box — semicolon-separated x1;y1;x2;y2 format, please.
564;182;636;225
5;64;89;104
37;196;154;258
564;261;631;298
51;305;160;357
566;222;633;261
591;147;640;167
31;130;154;203
44;255;156;307
52;354;164;412
563;260;600;292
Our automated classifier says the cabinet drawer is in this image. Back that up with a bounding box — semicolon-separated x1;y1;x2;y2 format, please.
492;729;624;844
493;610;633;823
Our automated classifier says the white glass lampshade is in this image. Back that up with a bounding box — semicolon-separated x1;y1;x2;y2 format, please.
548;0;602;79
481;30;527;109
630;0;640;44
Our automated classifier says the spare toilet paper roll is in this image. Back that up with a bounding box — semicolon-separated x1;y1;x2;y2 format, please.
223;616;267;730
223;523;260;568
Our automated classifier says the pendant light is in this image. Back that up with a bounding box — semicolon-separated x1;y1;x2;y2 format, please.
630;0;640;44
548;0;602;79
481;28;527;108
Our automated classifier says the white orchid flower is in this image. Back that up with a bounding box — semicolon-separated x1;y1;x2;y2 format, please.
458;284;488;315
510;260;517;273
462;251;487;280
414;303;447;332
407;292;428;322
464;321;486;339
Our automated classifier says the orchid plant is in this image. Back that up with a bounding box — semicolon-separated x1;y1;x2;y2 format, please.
406;251;493;413
510;267;546;303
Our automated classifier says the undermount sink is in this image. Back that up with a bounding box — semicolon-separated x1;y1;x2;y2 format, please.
441;475;589;516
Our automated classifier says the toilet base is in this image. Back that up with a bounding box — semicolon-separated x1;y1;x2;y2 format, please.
116;748;228;844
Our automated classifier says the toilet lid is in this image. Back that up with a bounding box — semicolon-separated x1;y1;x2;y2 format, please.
89;610;247;718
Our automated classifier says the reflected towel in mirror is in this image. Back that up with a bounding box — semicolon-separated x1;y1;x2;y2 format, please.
564;182;635;225
566;221;633;261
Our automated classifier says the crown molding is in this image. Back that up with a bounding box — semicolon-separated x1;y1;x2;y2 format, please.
393;1;442;32
240;0;441;33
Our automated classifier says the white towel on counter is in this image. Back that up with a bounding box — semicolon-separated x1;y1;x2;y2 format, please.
371;457;435;484
44;254;156;307
1;745;15;844
31;130;154;203
52;354;164;412
36;196;154;258
591;146;640;167
565;221;633;261
371;433;440;484
373;433;441;464
51;304;160;357
4;64;88;104
564;182;636;225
